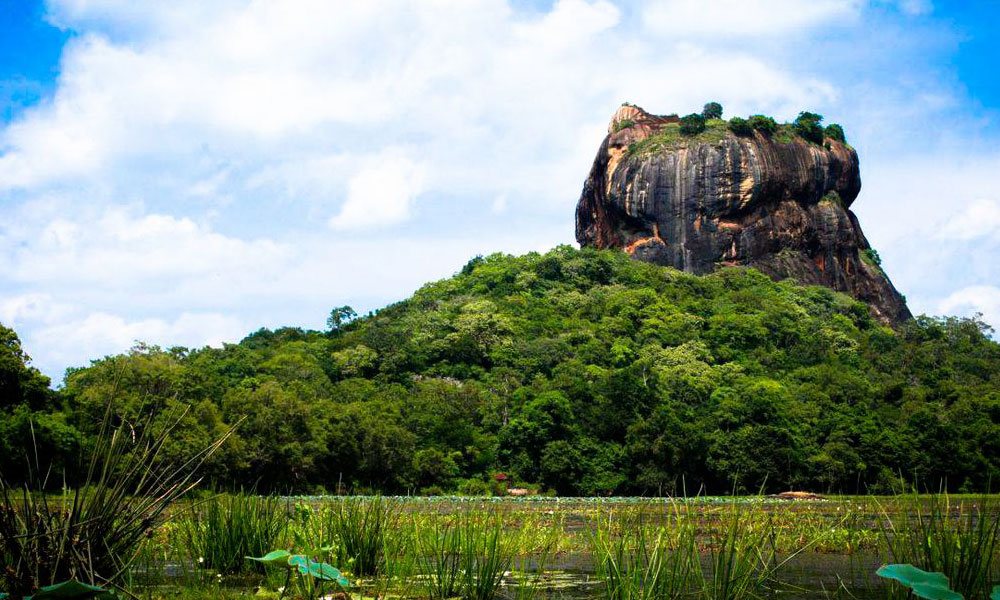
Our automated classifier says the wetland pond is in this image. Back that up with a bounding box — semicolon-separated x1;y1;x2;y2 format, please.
132;495;1000;600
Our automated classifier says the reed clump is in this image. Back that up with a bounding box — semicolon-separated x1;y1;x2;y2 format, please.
878;493;1000;600
589;505;701;600
416;509;514;600
0;405;233;597
331;495;397;577
180;491;288;575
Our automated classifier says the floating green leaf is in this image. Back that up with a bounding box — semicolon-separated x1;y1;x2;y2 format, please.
876;564;962;600
288;554;310;573
30;580;111;599
307;561;342;581
991;585;999;600
246;549;293;567
910;583;964;600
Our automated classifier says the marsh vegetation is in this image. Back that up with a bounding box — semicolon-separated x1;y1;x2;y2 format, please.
115;493;1000;600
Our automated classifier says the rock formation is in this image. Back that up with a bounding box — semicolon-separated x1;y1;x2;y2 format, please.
576;104;911;325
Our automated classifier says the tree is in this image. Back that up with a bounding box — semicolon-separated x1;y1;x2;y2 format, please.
0;324;53;411
728;117;752;136
825;123;846;143
327;305;358;333
747;115;778;135
793;111;824;144
679;113;706;135
702;102;723;120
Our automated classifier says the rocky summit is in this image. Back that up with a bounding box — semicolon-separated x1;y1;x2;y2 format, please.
576;104;912;325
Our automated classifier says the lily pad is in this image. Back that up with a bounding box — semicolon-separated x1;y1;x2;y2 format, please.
909;583;963;600
307;561;342;581
288;554;310;572
31;580;110;599
246;550;293;567
876;564;961;600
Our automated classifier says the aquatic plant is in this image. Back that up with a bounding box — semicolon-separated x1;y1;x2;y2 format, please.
416;509;514;600
878;494;1000;599
877;564;962;600
246;550;349;600
0;579;111;599
0;404;233;597
588;506;700;600
180;491;288;575
330;495;396;576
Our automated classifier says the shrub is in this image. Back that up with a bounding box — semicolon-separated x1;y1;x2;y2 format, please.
613;118;636;133
861;248;882;267
458;478;491;496
747;115;778;135
679;113;706;135
702;102;723;120
793;111;824;144
728;117;752;136
825;123;846;143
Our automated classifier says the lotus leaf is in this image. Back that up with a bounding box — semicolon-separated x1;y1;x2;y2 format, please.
876;564;962;600
306;561;342;581
30;580;110;599
909;583;963;600
246;549;293;567
288;554;310;573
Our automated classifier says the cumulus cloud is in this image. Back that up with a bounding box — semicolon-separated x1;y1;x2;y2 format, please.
4;208;291;288
0;0;994;376
329;153;426;230
642;0;861;36
937;199;1000;241
938;286;1000;330
31;310;249;376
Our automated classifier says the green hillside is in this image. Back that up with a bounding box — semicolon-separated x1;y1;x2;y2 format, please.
3;247;998;495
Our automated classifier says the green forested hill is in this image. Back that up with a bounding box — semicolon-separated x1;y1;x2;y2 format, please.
2;247;999;495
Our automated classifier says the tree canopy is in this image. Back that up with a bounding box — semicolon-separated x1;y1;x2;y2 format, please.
2;248;998;495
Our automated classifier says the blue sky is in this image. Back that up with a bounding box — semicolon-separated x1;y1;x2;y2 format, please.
1;0;999;380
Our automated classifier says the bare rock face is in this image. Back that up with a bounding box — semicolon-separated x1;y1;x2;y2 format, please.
576;104;911;325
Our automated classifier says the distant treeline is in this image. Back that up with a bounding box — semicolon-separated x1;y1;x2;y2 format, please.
2;247;998;495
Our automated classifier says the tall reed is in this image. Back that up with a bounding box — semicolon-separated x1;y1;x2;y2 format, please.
0;403;234;596
180;491;288;575
589;505;700;600
701;501;780;600
331;496;396;576
417;509;514;600
878;493;1000;600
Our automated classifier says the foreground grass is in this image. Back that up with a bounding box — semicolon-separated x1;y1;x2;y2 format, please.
117;494;1000;600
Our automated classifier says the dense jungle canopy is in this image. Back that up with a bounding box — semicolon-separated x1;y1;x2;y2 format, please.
2;247;998;495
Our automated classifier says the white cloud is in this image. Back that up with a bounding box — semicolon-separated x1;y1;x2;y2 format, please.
31;310;248;374
0;0;994;377
895;0;933;16
938;286;1000;331
937;199;1000;241
4;208;291;287
328;152;427;230
642;0;861;36
0;0;841;210
0;293;71;326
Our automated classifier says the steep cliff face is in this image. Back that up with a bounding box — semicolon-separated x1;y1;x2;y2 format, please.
576;104;911;325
